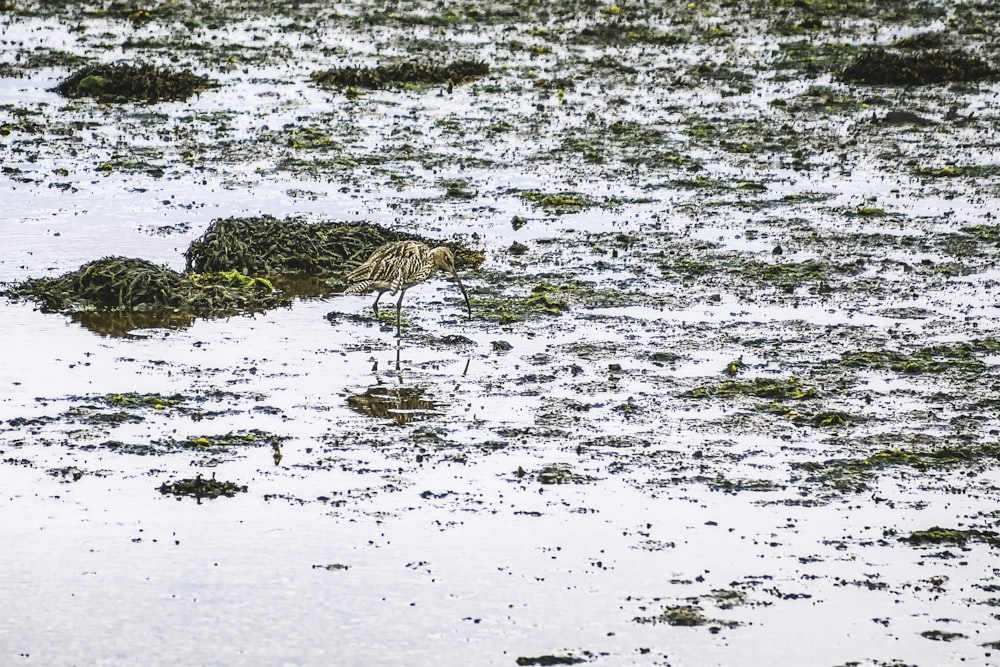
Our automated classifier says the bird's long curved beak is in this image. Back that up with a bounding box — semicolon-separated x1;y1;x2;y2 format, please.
449;268;472;317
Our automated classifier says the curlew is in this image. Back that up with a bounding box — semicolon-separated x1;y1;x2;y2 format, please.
343;240;472;336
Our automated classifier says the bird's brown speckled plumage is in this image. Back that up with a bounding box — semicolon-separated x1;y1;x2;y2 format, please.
344;240;471;336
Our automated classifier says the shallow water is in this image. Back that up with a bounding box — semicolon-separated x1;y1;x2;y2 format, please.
4;1;1000;665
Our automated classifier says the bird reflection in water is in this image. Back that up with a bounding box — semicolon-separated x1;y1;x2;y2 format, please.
347;345;441;425
346;345;470;425
346;384;441;425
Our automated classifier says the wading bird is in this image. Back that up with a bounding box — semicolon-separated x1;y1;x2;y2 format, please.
343;240;472;337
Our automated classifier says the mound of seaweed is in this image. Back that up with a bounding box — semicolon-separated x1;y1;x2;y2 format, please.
53;62;217;102
184;216;483;275
6;257;285;314
311;59;489;89
839;48;994;85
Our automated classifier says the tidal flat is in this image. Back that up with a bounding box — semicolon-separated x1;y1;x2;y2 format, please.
2;1;1000;665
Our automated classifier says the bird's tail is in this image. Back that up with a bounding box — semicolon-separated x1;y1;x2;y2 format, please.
342;280;373;295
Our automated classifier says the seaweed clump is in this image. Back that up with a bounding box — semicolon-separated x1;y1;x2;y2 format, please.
6;257;285;315
839;48;994;85
53;62;216;103
903;526;1000;548
311;59;489;89
184;215;483;276
158;475;247;501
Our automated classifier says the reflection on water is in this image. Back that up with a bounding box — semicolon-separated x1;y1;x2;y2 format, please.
270;275;340;300
71;310;196;337
67;277;336;336
346;384;442;425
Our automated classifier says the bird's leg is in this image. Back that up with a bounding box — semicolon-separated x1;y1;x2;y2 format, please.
371;291;383;318
395;289;406;338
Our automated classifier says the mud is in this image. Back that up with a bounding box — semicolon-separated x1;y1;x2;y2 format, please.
2;0;1000;665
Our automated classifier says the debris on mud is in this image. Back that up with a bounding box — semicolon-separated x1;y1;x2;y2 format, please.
572;23;687;46
157;474;247;500
839;48;995;85
53;62;217;102
311;59;489;89
5;257;285;317
184;215;482;277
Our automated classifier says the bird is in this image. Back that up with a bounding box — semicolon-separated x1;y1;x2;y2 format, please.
343;240;472;336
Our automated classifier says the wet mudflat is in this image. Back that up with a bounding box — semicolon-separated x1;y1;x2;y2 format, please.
2;1;1000;665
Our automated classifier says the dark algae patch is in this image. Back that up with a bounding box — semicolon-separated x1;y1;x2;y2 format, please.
6;257;285;318
686;377;818;400
839;48;995;85
311;60;489;89
515;655;586;666
158;474;247;500
795;443;1000;494
185;215;482;276
474;282;570;323
54;62;217;103
903;526;1000;549
840;340;997;374
633;603;739;629
106;392;184;410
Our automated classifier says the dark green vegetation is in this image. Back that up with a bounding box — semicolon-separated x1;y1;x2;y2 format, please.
185;216;482;276
3;217;483;332
840;48;995;85
54;62;217;102
796;444;1000;494
904;526;1000;549
5;256;284;315
474;282;571;323
158;474;248;500
686;377;818;401
312;60;489;89
840;340;999;374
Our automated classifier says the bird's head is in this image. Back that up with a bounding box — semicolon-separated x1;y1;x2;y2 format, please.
430;246;472;317
429;246;457;272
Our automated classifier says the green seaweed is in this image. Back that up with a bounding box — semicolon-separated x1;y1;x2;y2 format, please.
840;341;996;375
475;282;570;323
311;60;489;89
686;377;818;401
904;526;1000;548
53;62;216;103
795;444;1000;493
